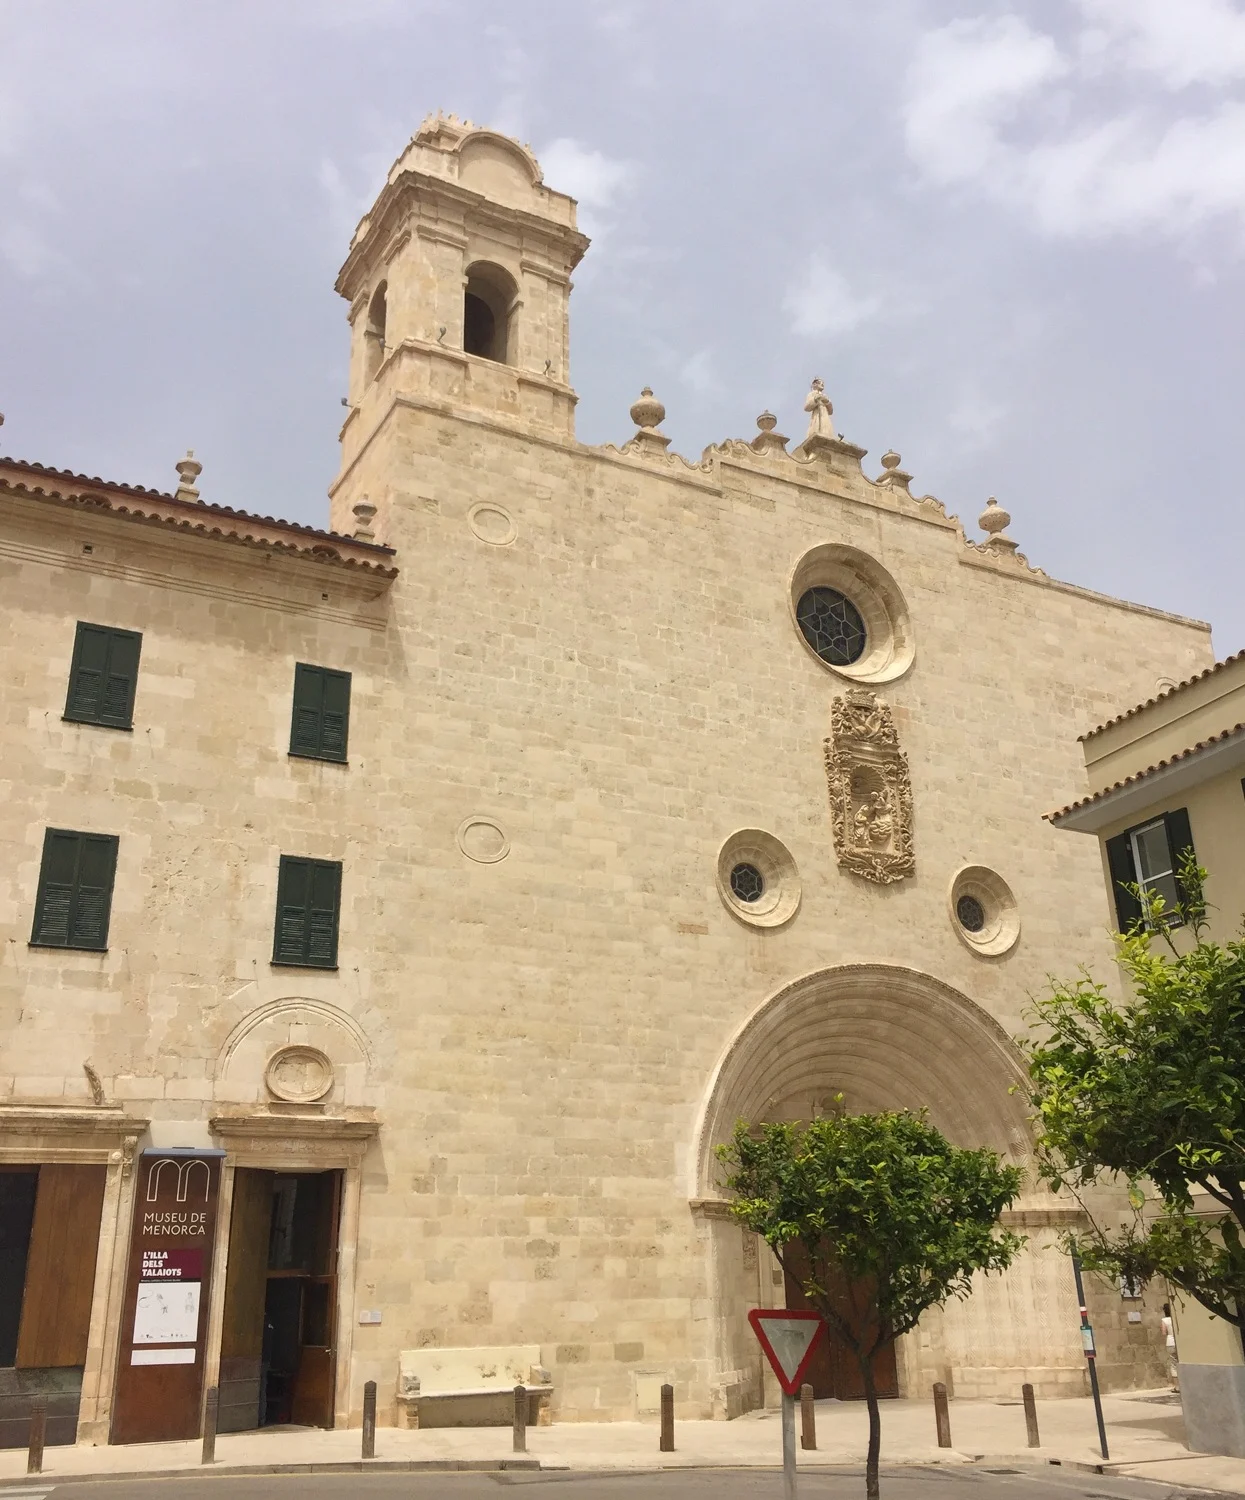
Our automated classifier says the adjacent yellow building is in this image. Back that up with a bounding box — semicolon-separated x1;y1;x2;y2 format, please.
1051;652;1245;1457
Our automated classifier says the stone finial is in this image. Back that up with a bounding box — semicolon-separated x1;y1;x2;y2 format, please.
876;449;913;493
752;409;789;456
629;387;666;430
626;387;671;455
352;499;378;542
978;495;1018;553
174;450;202;503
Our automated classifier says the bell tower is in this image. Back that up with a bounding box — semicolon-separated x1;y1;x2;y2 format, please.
330;114;589;532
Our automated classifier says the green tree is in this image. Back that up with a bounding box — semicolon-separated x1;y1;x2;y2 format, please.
717;1109;1024;1500
1023;853;1245;1333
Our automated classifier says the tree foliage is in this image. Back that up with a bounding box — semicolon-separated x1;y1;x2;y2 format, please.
1024;853;1245;1329
717;1108;1023;1499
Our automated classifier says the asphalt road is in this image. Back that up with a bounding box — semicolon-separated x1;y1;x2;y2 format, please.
11;1468;1234;1500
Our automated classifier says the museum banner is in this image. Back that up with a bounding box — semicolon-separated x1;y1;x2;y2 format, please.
110;1148;225;1445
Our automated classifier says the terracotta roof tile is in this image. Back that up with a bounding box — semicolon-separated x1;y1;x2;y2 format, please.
0;455;397;578
1047;722;1245;823
1080;649;1245;741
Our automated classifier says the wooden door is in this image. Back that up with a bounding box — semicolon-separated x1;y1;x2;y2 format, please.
784;1243;899;1400
17;1164;107;1368
289;1172;340;1428
218;1170;273;1433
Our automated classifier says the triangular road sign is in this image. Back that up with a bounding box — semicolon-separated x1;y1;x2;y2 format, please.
748;1308;826;1395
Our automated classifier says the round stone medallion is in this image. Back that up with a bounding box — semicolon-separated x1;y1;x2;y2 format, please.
265;1045;334;1103
456;815;511;864
468;503;517;546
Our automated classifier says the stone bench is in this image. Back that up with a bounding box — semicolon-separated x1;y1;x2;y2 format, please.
397;1345;553;1429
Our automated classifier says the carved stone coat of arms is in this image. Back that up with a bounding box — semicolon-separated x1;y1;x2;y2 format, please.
824;688;915;884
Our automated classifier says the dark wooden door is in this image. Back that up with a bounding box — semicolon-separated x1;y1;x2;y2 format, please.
17;1164;107;1369
289;1172;340;1428
783;1244;899;1400
218;1170;273;1433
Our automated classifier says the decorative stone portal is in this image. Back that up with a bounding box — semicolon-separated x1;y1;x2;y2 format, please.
690;965;1087;1411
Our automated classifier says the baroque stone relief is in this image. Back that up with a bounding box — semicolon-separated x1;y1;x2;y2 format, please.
824;688;914;884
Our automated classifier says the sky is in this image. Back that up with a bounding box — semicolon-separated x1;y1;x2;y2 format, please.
2;0;1244;655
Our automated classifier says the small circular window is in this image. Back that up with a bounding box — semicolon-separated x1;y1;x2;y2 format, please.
717;830;801;928
956;894;986;933
730;863;765;903
948;866;1020;957
795;587;867;667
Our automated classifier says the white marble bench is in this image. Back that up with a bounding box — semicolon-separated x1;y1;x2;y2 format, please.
397;1344;553;1429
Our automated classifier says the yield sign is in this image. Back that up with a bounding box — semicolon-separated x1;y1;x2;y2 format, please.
748;1308;826;1395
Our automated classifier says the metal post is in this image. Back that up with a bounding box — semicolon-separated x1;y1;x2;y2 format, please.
933;1381;952;1448
659;1383;675;1453
201;1384;218;1466
26;1394;47;1476
1071;1253;1110;1461
781;1390;798;1500
513;1384;527;1454
800;1382;816;1450
1022;1383;1040;1448
362;1379;377;1459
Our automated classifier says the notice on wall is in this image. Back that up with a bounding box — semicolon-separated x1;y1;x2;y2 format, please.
133;1281;202;1345
131;1347;197;1366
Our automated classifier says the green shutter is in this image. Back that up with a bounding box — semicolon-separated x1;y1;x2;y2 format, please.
32;831;81;946
290;665;325;757
1163;807;1196;905
307;862;342;966
319;672;351;761
289;664;351;762
273;856;341;967
71;835;119;949
31;830;118;950
64;623;141;728
1105;832;1143;933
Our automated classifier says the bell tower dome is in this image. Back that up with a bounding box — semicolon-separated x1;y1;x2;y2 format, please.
332;114;589;505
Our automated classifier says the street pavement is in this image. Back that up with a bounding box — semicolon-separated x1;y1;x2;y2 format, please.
4;1465;1236;1499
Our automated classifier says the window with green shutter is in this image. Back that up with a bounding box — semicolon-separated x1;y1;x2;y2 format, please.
63;623;142;729
1105;807;1196;932
30;829;119;950
272;856;342;968
289;664;351;762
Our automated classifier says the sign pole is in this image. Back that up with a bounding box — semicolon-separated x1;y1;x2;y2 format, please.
746;1308;826;1500
1071;1253;1109;1461
781;1390;797;1500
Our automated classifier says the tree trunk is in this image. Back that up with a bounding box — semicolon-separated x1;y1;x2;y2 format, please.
860;1355;882;1500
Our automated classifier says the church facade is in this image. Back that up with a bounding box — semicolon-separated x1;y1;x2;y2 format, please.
0;115;1215;1446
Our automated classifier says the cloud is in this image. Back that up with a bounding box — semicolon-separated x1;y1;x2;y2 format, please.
679;348;724;400
539;138;632;212
1075;0;1245;88
783;254;882;339
0;223;60;278
903;9;1245;244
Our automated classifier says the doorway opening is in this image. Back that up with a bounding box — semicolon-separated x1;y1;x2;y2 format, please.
218;1169;341;1432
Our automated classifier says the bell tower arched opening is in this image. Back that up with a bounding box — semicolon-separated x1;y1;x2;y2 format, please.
363;282;387;383
463;261;517;364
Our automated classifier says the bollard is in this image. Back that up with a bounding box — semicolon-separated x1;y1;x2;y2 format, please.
800;1382;816;1450
1022;1383;1040;1448
362;1379;377;1459
659;1382;675;1452
933;1381;952;1448
201;1385;218;1466
26;1394;47;1476
513;1384;527;1454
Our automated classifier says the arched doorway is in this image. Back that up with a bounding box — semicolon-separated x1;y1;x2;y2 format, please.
691;965;1081;1409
